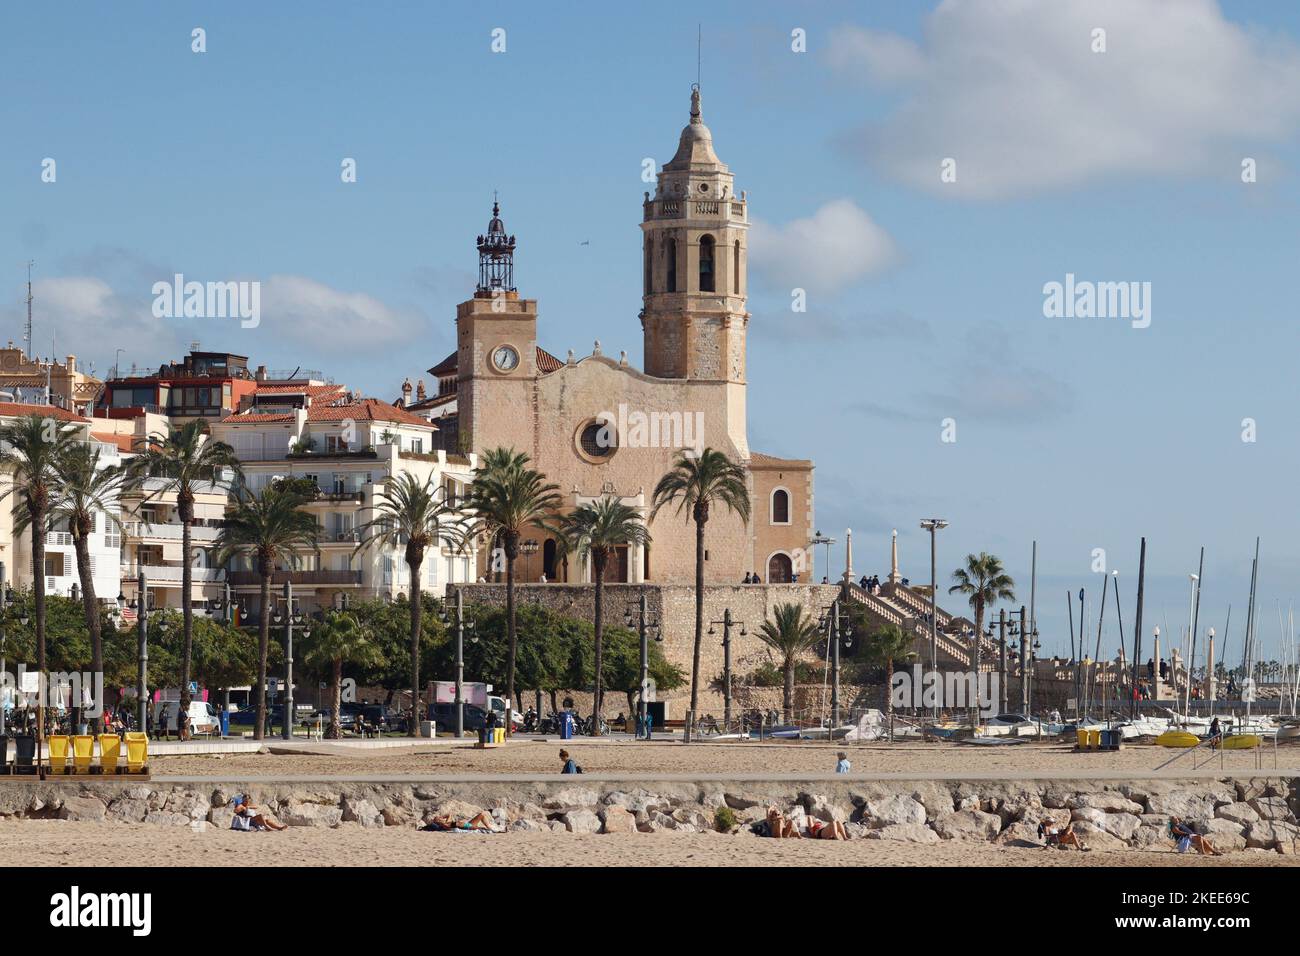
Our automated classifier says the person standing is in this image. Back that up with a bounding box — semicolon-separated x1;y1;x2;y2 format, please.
835;751;850;773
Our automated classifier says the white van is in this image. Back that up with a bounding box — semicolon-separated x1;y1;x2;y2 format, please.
152;700;222;736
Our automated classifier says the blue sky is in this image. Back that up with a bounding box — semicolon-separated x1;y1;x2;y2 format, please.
4;0;1300;665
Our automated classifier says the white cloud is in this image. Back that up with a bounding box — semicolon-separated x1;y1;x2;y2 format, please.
829;0;1300;199
748;199;897;292
260;274;416;346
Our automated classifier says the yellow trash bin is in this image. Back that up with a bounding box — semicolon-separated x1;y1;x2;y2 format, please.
494;728;505;744
48;734;71;772
72;734;95;773
1087;729;1101;749
98;734;121;774
1076;728;1090;749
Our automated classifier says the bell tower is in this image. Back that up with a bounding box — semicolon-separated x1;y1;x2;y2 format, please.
640;87;748;382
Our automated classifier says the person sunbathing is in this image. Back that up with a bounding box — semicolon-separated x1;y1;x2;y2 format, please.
424;811;496;832
807;817;850;840
765;806;802;839
1037;819;1085;850
1170;817;1221;856
230;794;286;831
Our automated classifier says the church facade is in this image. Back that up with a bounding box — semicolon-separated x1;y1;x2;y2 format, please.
405;89;816;586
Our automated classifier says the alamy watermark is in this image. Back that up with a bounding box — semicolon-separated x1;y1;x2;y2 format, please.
1;666;104;717
891;663;999;718
152;273;260;328
595;402;704;457
1042;273;1150;329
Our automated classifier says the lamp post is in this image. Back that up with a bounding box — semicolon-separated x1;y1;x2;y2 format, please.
626;596;661;739
919;519;948;722
708;609;746;732
809;530;835;584
136;570;148;735
1184;573;1198;715
818;599;854;728
272;582;306;740
440;589;477;737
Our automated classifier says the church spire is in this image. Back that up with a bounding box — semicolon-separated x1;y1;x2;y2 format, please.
476;196;516;295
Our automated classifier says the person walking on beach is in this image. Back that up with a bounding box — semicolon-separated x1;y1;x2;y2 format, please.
835;751;850;773
1209;716;1222;749
559;749;582;774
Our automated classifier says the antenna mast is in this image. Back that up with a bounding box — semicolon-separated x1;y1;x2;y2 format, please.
25;260;34;360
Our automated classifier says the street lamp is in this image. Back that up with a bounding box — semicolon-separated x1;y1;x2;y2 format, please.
919;519;948;721
708;609;746;733
625;597;661;739
271;583;305;740
818;600;854;728
809;530;836;584
440;590;478;737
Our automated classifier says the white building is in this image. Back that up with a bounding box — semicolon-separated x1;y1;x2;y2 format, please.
212;394;478;616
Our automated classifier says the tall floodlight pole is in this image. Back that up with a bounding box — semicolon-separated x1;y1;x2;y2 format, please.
137;570;148;734
1131;538;1147;718
920;519;948;722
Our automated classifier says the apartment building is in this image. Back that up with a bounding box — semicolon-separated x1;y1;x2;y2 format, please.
211;392;478;617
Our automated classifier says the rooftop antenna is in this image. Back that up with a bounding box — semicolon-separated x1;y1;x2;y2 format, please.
24;260;34;361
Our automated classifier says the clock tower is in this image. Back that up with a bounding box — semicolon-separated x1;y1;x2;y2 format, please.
640;86;749;384
456;199;539;457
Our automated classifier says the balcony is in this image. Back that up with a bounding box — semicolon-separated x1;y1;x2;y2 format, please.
124;522;221;542
228;570;362;587
120;564;225;584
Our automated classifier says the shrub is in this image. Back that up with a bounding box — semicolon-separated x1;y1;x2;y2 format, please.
714;806;737;832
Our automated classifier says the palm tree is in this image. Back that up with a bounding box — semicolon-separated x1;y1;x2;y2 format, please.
49;442;127;732
755;603;822;723
865;623;917;730
354;473;460;736
554;497;650;732
465;448;562;738
303;611;380;738
0;413;79;742
651;448;750;724
948;552;1016;694
212;481;318;740
129;419;239;721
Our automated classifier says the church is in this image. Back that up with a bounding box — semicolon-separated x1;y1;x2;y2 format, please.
402;88;816;586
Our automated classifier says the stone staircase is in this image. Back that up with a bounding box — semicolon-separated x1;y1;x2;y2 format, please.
843;581;1000;672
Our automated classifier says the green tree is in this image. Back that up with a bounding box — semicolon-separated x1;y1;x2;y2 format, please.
864;623;917;725
465;448;562;737
129;419;240;720
49;442;127;730
948;552;1016;680
303;612;381;738
554;497;650;731
354;473;460;735
651;448;750;725
754;602;822;723
0;413;79;736
212;481;318;740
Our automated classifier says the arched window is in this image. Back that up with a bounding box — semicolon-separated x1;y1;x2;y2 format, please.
644;237;653;294
771;488;790;524
543;539;558;579
733;240;741;293
699;235;715;292
666;237;677;293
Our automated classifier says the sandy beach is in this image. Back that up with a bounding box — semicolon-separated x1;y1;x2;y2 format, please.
2;819;1293;868
146;738;1300;779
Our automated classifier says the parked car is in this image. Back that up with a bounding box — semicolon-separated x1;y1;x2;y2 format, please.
151;700;222;736
428;702;490;732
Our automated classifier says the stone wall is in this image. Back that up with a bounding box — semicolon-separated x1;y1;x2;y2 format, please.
3;776;1295;853
454;581;839;716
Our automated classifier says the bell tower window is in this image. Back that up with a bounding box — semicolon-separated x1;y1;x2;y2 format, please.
666;237;677;293
644;237;653;294
733;240;741;294
699;235;715;292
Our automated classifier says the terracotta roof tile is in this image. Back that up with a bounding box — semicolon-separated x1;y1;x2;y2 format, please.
749;451;812;469
0;402;89;423
426;346;563;377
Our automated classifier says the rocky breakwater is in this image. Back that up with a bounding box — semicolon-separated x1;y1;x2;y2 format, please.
0;777;1296;854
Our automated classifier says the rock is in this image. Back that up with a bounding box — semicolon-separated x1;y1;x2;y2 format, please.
279;802;343;828
955;794;981;811
57;796;106;822
1131;826;1171;850
1193;818;1247;852
1067;793;1143;814
843;822;870;840
518;802;548;821
1245;820;1300;850
544;788;599;809
723;792;761;811
864;795;926;828
1019;807;1071;830
737;806;767;825
546;820;569;833
932;810;1002;842
1070;807;1140;841
908;781;957;820
798;792;847;823
997;821;1045;847
867;823;939;844
1215;803;1260;826
600;806;637;834
605;790;666;814
143;811;193;827
105;795;149;824
1145;790;1223;820
510;819;546;832
341;798;384;829
381;805;415;827
1070;822;1127;850
1248;796;1295;823
430;800;484;822
561;809;601;833
208;810;236;830
671;807;710;830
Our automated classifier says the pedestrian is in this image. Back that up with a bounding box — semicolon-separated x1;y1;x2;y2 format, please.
1209;716;1221;749
743;572;752;584
751;570;762;584
559;748;582;774
835;751;850;773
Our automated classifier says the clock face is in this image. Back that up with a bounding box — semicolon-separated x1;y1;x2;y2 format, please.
492;345;519;372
